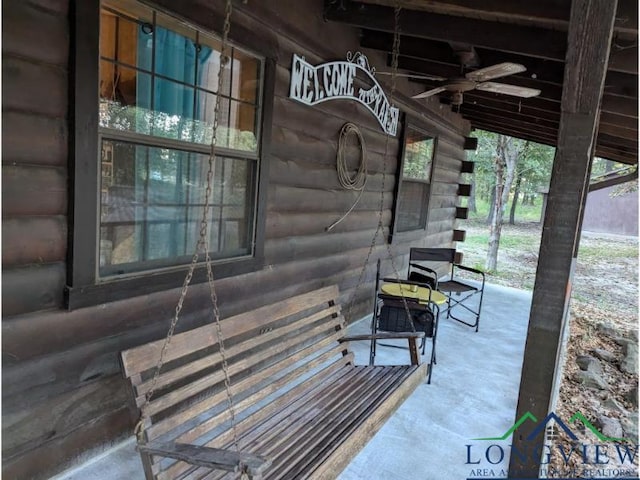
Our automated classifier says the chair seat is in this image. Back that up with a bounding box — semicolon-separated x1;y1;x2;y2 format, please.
438;280;478;293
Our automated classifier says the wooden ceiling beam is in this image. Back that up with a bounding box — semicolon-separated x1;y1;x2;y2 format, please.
459;93;562;122
470;119;636;164
361;31;456;65
462;110;559;137
460;99;560;131
603;70;639;98
454;90;561;113
357;0;637;37
365;31;637;98
466;108;638;154
600;111;639;130
595;145;638;163
598;131;638;147
600;93;639;118
325;1;636;72
597;121;639;141
326;2;568;60
589;170;638;192
471;120;557;144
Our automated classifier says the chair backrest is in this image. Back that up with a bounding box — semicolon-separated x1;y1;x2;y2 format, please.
409;247;456;263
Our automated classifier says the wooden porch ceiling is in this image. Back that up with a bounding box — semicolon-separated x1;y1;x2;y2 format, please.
324;0;638;165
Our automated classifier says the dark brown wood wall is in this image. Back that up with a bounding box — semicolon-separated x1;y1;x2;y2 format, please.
1;0;468;478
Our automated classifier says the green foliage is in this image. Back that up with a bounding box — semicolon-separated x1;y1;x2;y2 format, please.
465;129;554;217
403;137;434;180
464;194;543;222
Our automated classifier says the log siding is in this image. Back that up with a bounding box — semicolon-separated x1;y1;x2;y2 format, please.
1;0;469;478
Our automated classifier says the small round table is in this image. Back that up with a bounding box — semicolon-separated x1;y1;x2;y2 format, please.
381;283;447;305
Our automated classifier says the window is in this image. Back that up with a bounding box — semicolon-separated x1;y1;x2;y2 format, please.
394;125;436;233
99;0;262;276
67;0;272;308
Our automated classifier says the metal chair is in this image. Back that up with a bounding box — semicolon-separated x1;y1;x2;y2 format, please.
408;247;486;332
370;260;439;383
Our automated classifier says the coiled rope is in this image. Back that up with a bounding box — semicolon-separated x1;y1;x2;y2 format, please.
326;122;367;231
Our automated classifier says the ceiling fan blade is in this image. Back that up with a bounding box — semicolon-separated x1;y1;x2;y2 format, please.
466;62;527;82
377;71;447;82
475;82;541;98
412;86;447;99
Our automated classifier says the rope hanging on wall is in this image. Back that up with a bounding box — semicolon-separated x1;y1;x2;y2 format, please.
326;122;367;231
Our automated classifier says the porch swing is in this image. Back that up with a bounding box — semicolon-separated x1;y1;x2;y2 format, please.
120;2;428;479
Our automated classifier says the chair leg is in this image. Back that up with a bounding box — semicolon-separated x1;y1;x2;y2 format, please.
369;314;378;366
445;291;484;331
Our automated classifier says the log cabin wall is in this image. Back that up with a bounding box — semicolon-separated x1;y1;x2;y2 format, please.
1;0;469;478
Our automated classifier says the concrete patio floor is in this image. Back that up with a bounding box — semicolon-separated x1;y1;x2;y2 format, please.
52;282;531;480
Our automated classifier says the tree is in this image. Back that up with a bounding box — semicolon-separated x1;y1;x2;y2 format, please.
466;130;500;222
509;174;523;225
468;175;477;213
485;135;524;271
508;142;554;223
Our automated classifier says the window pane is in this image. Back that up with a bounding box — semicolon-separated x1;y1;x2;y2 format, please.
197;36;232;97
231;48;260;104
154;16;197;84
403;128;435;181
193;93;258;152
100;3;153;70
99;139;254;275
99;61;153;134
397;181;428;232
229;100;258;151
151;77;196;141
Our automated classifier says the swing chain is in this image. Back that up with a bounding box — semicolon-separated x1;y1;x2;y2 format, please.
347;3;417;330
135;1;247;477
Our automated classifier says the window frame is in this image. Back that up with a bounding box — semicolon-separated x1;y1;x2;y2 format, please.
390;117;438;242
67;0;274;310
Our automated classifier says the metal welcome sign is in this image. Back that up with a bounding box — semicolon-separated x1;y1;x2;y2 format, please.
289;52;399;136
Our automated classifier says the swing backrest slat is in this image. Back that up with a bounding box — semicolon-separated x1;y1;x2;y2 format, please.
121;284;353;478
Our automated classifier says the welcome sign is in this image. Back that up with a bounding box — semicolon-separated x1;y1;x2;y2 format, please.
289;52;399;136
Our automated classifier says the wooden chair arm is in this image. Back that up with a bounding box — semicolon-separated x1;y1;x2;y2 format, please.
340;332;425;342
340;333;424;365
138;442;271;478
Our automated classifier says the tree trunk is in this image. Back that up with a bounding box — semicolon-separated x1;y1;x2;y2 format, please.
486;149;505;270
486;180;504;271
486;136;522;271
509;175;523;225
468;177;477;213
486;186;496;224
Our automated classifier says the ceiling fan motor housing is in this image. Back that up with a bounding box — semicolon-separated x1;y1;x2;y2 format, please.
444;78;476;92
451;91;464;106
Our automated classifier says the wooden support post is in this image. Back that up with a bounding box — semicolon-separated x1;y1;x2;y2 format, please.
509;0;617;478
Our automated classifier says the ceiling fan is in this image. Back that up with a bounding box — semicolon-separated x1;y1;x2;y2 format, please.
379;62;541;106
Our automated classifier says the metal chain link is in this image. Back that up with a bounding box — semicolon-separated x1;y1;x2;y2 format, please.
347;3;418;331
135;1;248;477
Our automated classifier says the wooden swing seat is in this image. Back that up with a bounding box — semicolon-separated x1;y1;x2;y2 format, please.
121;285;427;480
